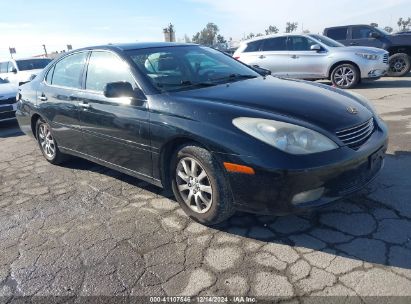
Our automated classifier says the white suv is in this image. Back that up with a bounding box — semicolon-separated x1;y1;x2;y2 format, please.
233;34;389;89
0;58;52;86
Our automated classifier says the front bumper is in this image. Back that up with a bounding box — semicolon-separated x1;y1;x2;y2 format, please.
0;99;17;122
214;120;388;215
359;58;388;79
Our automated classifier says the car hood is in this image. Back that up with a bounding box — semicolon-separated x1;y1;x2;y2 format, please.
0;82;18;98
333;46;387;54
172;77;373;132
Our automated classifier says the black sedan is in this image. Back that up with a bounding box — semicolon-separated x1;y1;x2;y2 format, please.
15;42;388;225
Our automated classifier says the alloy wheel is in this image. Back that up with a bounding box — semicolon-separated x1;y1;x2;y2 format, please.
38;123;56;159
390;58;407;73
334;66;355;87
176;157;213;214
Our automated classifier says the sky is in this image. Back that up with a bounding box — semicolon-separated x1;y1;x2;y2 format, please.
1;0;410;59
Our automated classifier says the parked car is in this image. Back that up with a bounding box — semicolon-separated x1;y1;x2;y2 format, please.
16;43;388;225
0;58;52;86
233;33;389;89
323;25;411;77
0;77;18;122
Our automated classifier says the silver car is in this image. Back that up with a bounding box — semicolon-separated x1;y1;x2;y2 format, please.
233;34;389;89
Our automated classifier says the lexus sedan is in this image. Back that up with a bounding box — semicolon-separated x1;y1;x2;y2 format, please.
233;34;389;89
16;43;388;225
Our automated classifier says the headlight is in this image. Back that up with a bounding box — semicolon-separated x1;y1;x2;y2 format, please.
233;117;338;155
356;53;378;60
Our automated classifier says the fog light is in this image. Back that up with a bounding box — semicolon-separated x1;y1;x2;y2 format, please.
291;187;324;205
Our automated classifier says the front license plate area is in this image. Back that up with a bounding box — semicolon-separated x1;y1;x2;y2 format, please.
369;147;385;170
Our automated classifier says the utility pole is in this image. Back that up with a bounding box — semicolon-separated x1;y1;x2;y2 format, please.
42;44;48;57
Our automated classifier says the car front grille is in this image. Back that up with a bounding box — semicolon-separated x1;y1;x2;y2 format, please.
383;53;388;63
0;97;16;106
336;118;375;150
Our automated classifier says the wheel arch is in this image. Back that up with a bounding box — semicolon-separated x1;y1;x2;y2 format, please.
387;46;411;56
30;113;43;139
159;136;212;191
328;60;361;79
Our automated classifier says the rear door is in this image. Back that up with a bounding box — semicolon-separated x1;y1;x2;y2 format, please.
348;26;384;48
37;51;89;152
286;36;328;78
256;37;290;76
77;50;152;177
324;27;349;45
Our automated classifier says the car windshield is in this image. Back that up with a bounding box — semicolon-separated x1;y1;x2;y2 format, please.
16;59;52;71
375;27;390;36
309;34;344;47
126;45;259;92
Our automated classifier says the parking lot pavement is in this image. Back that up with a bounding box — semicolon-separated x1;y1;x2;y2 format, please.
0;76;411;300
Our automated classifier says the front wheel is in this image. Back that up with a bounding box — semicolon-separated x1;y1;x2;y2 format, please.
331;64;360;89
36;118;67;164
171;144;235;225
387;53;411;77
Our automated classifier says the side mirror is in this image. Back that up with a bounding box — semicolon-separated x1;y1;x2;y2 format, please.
310;44;321;51
251;65;272;76
369;32;380;39
11;68;18;74
104;82;145;100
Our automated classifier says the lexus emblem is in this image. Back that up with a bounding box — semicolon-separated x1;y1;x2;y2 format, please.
347;106;358;114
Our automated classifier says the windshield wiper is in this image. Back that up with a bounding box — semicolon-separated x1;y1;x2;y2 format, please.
208;73;258;83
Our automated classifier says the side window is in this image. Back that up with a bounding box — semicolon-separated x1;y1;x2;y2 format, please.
261;37;288;51
0;62;6;73
244;40;263;52
45;66;55;84
85;51;136;92
52;52;88;89
327;27;348;40
352;26;373;39
288;36;317;51
7;62;16;72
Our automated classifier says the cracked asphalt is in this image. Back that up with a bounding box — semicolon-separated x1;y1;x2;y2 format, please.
0;75;411;301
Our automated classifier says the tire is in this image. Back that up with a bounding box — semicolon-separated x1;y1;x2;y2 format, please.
387;53;411;77
36;118;67;165
331;63;360;89
171;144;235;225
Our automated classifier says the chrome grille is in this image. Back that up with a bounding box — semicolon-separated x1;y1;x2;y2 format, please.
0;97;16;106
336;118;375;150
383;53;388;63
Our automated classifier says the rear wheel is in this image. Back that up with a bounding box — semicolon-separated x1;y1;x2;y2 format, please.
387;53;411;77
171;144;235;225
36;118;67;164
331;64;360;89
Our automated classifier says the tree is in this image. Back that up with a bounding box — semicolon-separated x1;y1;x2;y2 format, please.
192;22;220;46
216;34;226;44
245;33;255;40
255;33;263;37
397;17;411;32
370;23;379;27
285;22;298;33
265;25;279;35
384;26;393;33
183;34;191;43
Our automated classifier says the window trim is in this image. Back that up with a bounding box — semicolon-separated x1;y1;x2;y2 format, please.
83;50;141;95
42;50;90;91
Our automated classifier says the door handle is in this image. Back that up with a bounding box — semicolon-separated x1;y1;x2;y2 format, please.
291;55;299;59
258;55;266;59
79;102;90;109
39;93;47;101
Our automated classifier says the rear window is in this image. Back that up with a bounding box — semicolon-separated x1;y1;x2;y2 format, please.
244;40;263;52
16;59;52;71
261;37;288;51
326;27;348;40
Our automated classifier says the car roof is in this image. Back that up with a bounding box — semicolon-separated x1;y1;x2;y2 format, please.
324;24;369;29
242;33;314;44
76;42;198;52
